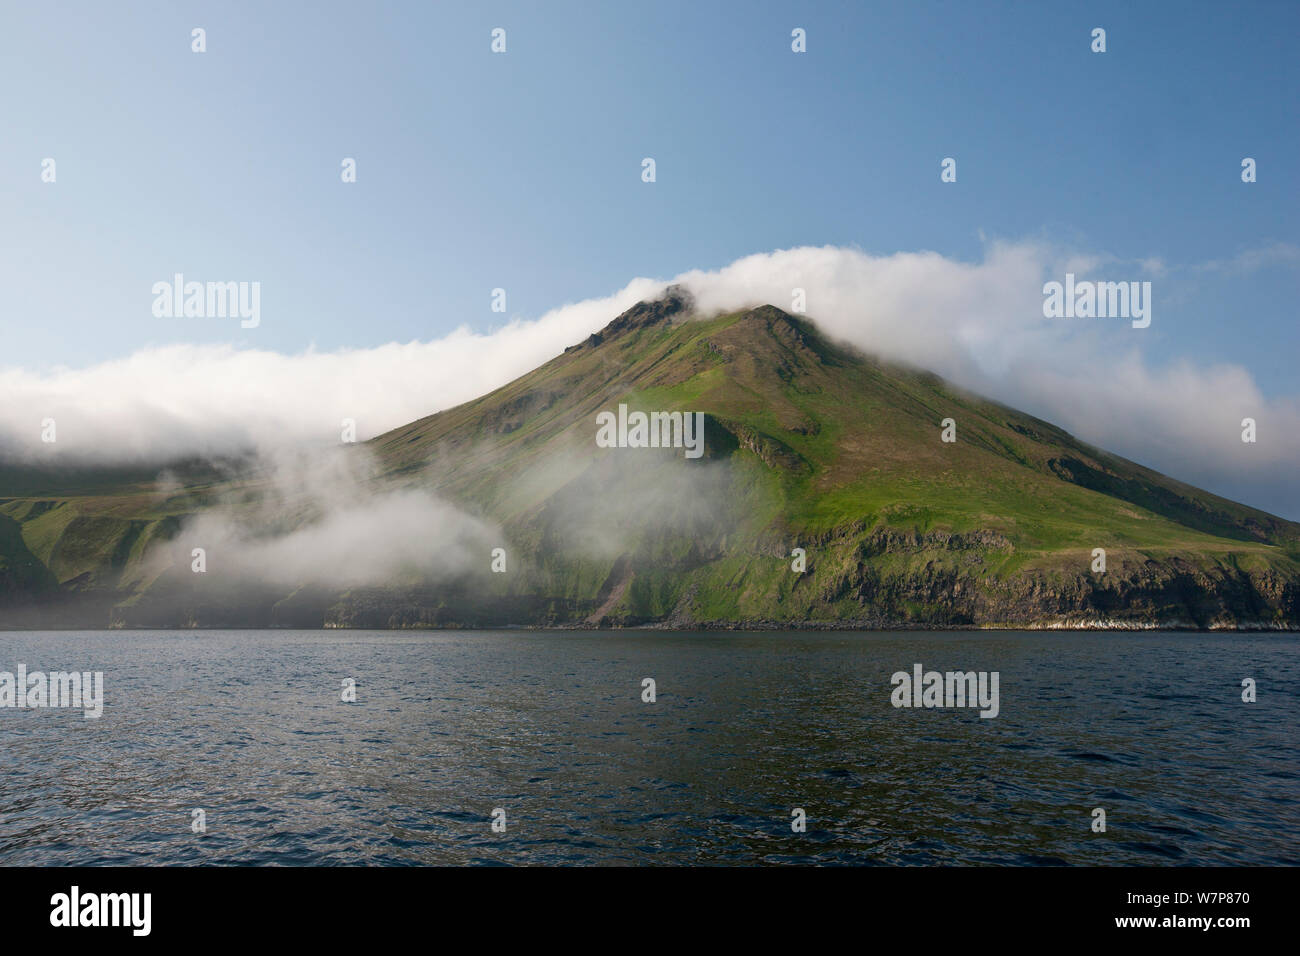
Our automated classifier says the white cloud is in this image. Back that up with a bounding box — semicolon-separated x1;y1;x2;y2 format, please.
2;242;1296;519
1191;241;1300;276
160;446;500;589
0;276;661;464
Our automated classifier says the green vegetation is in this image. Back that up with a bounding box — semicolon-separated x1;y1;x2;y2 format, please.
2;295;1297;628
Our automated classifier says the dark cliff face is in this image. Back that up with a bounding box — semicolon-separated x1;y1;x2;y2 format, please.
599;285;693;336
3;300;1299;630
564;286;695;354
50;555;1293;631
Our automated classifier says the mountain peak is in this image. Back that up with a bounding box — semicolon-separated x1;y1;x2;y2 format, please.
566;285;695;352
564;291;821;361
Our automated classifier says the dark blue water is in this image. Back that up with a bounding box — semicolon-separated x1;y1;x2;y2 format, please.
0;629;1295;865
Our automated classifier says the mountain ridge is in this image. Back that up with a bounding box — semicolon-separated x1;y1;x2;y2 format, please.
2;295;1298;629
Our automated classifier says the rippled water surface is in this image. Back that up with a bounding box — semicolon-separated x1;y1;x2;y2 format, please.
0;629;1295;865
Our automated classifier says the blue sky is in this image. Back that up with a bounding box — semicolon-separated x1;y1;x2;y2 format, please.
2;1;1295;373
1;1;1298;512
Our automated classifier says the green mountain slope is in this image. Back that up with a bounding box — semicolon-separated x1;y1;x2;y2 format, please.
3;292;1298;628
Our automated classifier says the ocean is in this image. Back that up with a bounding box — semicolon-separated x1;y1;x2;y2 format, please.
0;629;1295;865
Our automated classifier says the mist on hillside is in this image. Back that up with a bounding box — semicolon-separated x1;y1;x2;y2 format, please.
137;431;742;598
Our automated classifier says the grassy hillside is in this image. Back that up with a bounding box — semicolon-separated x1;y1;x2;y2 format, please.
2;293;1298;628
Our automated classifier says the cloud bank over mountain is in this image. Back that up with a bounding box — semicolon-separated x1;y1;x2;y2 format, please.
2;242;1296;518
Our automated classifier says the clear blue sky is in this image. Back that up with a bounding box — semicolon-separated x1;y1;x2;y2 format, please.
2;0;1296;394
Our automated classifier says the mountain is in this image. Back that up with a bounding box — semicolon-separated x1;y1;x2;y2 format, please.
3;291;1299;629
